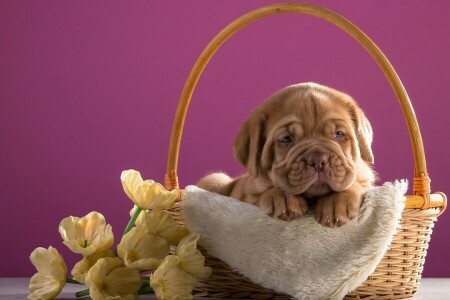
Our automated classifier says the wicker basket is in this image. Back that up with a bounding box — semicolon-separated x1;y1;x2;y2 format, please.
163;3;447;299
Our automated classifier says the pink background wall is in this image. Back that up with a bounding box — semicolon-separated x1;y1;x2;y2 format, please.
1;1;449;277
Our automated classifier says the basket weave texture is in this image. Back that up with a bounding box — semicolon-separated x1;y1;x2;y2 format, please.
169;204;440;299
164;3;447;299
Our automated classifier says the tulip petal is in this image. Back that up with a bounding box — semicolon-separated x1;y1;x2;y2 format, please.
71;250;114;284
85;257;141;300
121;170;149;202
138;181;177;210
59;212;114;256
120;170;177;210
151;256;196;300
176;234;211;280
137;211;188;245
29;247;67;300
28;273;62;300
118;227;170;270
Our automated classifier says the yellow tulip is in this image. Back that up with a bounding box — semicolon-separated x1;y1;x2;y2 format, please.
150;233;212;300
59;211;114;256
71;249;114;284
120;169;148;200
28;246;67;300
150;256;197;300
175;233;212;281
136;210;188;245
117;227;169;270
85;257;141;300
121;169;178;210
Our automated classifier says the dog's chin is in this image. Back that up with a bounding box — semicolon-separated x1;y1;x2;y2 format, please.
272;172;355;198
303;181;332;198
271;174;325;196
283;177;333;198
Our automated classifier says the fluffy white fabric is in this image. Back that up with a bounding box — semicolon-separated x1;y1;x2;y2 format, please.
181;181;407;300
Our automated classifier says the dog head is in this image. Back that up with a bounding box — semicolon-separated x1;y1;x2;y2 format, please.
233;83;373;197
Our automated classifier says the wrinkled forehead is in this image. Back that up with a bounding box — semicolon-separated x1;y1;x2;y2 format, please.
265;91;354;133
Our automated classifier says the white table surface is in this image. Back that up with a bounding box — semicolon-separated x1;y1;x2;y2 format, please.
1;277;449;299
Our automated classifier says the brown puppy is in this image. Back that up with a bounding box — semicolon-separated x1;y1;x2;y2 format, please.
197;83;375;227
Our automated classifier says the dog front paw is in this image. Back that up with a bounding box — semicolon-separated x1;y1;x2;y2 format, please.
257;187;308;221
314;189;362;227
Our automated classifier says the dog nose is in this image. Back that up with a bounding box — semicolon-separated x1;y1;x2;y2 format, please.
305;152;329;171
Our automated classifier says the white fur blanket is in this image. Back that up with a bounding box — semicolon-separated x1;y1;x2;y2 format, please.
181;181;407;300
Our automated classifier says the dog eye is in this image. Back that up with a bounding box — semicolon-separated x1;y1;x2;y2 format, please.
334;131;346;141
279;135;293;145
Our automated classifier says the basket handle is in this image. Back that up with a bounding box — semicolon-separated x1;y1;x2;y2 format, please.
165;2;442;210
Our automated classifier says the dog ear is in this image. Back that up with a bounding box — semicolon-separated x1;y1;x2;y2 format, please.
233;111;267;177
352;105;374;164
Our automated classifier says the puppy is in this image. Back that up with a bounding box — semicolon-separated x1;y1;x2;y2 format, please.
197;83;375;227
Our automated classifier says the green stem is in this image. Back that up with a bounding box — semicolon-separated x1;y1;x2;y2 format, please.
115;206;143;256
122;207;143;237
140;277;150;288
66;277;82;284
138;286;154;295
75;288;90;298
